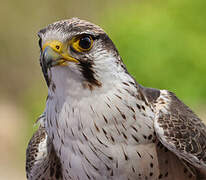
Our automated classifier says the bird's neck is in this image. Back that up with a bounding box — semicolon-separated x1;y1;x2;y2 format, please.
47;65;136;102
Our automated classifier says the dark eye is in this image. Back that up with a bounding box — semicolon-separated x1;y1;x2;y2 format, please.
72;35;93;52
79;36;92;50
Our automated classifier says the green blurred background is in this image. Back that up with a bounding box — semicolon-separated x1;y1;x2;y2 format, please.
0;0;205;179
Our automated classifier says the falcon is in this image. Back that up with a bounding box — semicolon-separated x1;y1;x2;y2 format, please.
26;18;206;180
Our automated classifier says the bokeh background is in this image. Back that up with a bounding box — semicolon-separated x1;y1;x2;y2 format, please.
0;0;206;179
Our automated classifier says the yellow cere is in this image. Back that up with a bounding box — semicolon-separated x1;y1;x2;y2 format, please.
42;40;79;65
42;40;64;53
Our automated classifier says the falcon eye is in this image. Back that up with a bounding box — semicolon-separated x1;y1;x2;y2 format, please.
72;35;93;52
79;36;92;50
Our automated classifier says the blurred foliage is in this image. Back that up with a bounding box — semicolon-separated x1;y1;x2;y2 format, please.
100;0;206;106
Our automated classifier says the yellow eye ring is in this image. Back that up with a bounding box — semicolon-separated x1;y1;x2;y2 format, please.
72;35;93;52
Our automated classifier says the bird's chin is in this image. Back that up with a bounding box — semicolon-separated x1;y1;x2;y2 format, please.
50;63;82;81
49;60;69;68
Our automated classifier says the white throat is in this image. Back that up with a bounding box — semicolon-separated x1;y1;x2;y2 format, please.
47;53;132;102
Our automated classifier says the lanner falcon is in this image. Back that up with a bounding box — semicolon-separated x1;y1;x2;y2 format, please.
26;18;206;180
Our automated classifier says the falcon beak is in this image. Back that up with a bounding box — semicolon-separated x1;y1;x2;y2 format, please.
42;40;79;68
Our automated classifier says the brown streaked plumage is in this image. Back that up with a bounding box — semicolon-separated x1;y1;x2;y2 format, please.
26;120;62;180
26;18;206;179
154;91;206;174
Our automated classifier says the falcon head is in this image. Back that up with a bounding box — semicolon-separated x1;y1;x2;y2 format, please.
38;18;128;94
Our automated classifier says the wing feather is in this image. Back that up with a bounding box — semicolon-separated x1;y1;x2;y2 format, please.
153;90;206;171
26;115;62;180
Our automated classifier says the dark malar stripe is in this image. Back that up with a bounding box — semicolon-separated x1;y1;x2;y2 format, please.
78;60;102;87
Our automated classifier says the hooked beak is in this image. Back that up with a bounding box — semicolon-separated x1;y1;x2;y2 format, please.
41;40;79;68
40;40;79;86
